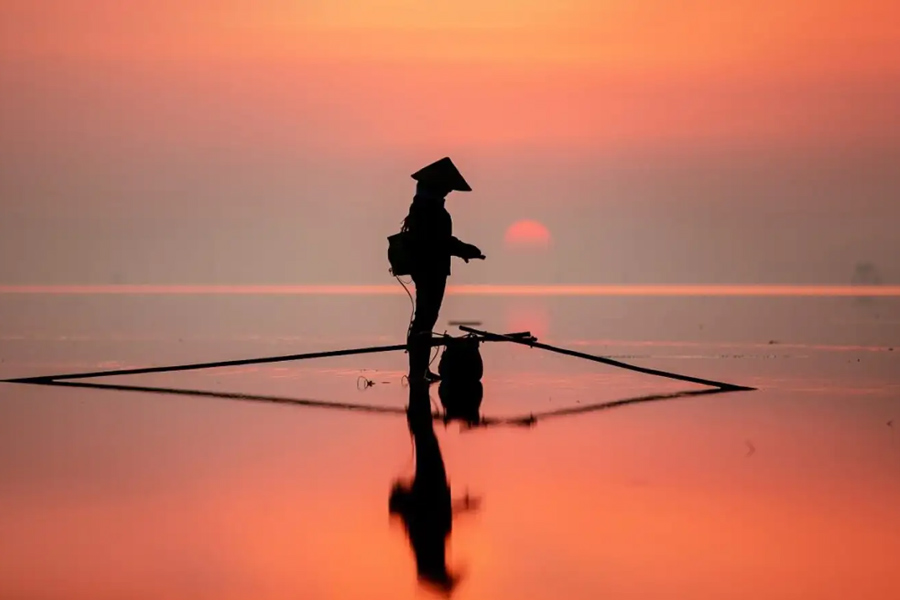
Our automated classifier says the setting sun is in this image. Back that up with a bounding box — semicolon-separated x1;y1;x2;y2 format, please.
504;220;552;250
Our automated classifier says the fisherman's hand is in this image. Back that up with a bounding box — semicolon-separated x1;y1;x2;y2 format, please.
462;244;485;262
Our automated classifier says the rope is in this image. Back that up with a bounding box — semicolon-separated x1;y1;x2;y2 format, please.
395;275;416;341
394;273;442;368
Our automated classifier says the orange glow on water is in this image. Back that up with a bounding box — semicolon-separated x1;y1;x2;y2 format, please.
2;372;899;599
505;302;550;339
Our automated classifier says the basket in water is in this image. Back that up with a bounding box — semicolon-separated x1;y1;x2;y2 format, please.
438;335;483;383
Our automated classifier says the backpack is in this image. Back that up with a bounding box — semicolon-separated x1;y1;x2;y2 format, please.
387;231;413;276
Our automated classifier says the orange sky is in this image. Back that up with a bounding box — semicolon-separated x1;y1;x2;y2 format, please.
1;1;899;286
4;1;899;71
2;0;899;153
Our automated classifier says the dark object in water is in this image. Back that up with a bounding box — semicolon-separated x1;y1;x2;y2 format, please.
438;335;483;383
438;380;483;424
851;261;882;285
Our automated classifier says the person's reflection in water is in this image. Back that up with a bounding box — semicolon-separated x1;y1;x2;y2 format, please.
389;381;480;595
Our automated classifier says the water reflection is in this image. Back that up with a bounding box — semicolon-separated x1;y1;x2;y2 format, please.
389;382;480;595
437;380;483;427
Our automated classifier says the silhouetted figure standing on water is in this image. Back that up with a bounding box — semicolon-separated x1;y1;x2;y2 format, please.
398;157;485;382
389;382;480;595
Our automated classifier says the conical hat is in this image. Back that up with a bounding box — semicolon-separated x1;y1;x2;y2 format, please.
411;157;472;192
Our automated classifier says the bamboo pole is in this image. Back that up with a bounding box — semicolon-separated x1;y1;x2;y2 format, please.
459;326;755;391
2;331;532;384
3;343;409;383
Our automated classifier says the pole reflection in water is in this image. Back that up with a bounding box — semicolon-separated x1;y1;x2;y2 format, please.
388;381;481;595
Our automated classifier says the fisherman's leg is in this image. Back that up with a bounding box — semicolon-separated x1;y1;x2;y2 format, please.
408;276;447;380
407;280;437;379
412;276;446;334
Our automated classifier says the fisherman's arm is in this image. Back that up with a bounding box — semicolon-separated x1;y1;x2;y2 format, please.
449;236;485;262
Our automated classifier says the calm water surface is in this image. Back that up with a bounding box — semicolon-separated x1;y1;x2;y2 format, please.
1;291;898;599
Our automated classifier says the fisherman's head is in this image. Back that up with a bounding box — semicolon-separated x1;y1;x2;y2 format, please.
412;157;471;199
416;180;453;200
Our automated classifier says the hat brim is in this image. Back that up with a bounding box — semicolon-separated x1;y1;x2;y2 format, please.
411;157;472;192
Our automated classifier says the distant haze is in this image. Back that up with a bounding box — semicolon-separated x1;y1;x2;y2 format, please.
2;1;898;285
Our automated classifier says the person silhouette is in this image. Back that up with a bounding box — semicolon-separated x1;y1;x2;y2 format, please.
389;381;480;595
400;157;485;383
